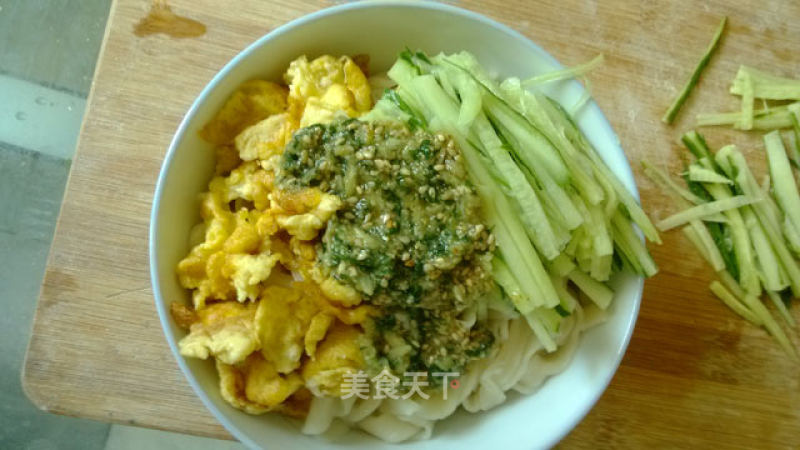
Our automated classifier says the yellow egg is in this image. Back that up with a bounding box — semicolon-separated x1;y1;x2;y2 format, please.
234;112;296;161
275;192;343;240
178;301;258;365
304;312;334;358
199;80;288;145
228;252;280;302
299;84;357;127
221;161;273;210
301;322;364;396
181;54;377;418
241;353;304;408
284;55;371;121
216;360;270;415
318;276;362;307
254;285;319;373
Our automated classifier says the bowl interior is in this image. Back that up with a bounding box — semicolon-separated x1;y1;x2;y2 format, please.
150;2;643;449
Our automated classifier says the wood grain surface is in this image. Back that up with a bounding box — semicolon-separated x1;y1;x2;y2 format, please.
22;0;800;447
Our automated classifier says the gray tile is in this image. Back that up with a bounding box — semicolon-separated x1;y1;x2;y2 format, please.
0;0;112;97
0;144;109;449
0;0;114;447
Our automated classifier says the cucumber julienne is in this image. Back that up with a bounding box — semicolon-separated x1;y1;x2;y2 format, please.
364;50;660;351
696;62;800;131
654;129;799;357
662;17;727;125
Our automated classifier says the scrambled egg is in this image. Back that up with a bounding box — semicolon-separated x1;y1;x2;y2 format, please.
301;322;364;396
254;285;320;373
178;301;258;365
200;80;288;146
173;54;374;418
274;192;342;240
229;252;280;302
284;55;371;121
234;113;296;162
318;276;362;307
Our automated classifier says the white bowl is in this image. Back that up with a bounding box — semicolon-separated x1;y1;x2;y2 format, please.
149;2;644;449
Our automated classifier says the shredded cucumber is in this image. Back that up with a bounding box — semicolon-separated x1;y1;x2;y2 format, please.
765;131;800;242
718;270;746;300
550;274;578;313
662;17;727;124
736;70;755;130
482;91;570;185
523;54;605;86
492;256;530;313
696;103;799;130
718;146;800;295
766;290;796;328
611;210;659;277
740;292;797;358
789;104;800;169
730;65;800;101
707;184;761;296
682;224;726;272
709;281;761;325
654;129;799;355
682;132;761;295
642;160;707;207
372;50;661;350
696;62;800;132
743;205;785;292
396;67;561;309
657;195;761;231
523;311;557;352
504;83;606;205
688;164;733;185
568;268;613;309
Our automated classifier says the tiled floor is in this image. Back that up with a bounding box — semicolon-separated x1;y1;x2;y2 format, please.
1;1;244;448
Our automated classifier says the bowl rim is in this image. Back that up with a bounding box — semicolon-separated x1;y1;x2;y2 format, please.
149;1;644;448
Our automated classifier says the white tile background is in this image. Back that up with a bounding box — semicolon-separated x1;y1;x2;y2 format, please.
0;74;86;159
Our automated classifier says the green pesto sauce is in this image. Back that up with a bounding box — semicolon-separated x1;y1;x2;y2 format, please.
277;119;494;379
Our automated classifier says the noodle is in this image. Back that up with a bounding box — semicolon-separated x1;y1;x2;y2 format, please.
302;301;601;442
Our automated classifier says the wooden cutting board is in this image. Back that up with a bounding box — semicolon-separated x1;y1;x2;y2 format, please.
22;0;800;447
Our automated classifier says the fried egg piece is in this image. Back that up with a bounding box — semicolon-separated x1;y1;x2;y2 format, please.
176;189;234;299
179;301;258;365
277;388;312;419
178;163;280;308
299;84;357;127
284;55;371;120
228;252;280;302
221;210;262;254
255;285;319;373
241;353;304;408
221;161;273;210
234;112;296;162
319;277;362;307
301;322;364;397
342;57;372;112
214;144;242;176
275;192;342;240
304;312;334;358
169;302;198;330
271;187;320;213
217;358;311;417
217;360;269;415
200;80;288;145
329;303;375;326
